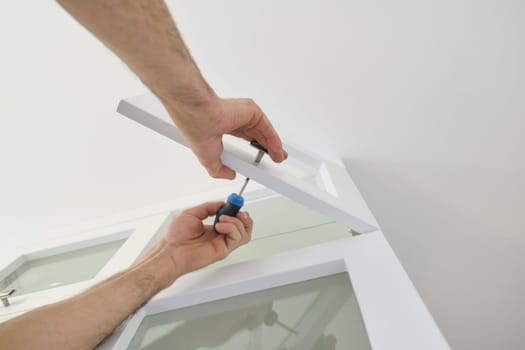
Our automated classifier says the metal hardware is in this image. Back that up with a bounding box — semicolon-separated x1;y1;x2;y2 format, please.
238;177;250;197
254;149;265;164
264;310;299;334
249;140;268;156
238;142;267;196
0;289;15;307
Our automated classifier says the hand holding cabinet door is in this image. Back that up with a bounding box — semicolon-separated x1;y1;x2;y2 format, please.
161;96;288;180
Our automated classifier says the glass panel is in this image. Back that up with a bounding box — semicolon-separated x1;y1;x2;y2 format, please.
205;195;350;268
0;239;126;295
131;196;348;270
129;273;371;350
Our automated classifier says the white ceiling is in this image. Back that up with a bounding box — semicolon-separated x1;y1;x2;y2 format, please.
1;1;524;349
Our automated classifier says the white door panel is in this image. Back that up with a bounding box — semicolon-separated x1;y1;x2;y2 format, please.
118;94;378;233
127;273;366;350
0;213;170;319
99;233;449;350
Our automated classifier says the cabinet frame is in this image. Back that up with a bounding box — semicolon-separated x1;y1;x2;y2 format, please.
100;231;449;350
0;213;171;321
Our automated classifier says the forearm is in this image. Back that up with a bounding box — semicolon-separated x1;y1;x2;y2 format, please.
0;244;178;350
57;0;214;105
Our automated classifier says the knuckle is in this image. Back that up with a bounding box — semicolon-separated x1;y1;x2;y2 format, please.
207;168;221;178
203;160;223;178
246;98;262;112
209;167;223;178
218;248;229;260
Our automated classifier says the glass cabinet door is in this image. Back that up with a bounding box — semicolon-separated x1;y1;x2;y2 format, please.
0;213;169;319
204;194;352;269
128;273;370;350
99;232;449;350
0;238;126;296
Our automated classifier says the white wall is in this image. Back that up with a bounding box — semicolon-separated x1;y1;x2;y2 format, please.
0;1;229;248
1;1;523;349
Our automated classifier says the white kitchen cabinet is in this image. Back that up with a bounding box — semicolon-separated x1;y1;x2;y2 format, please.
0;92;449;349
126;272;368;350
117;94;379;234
0;213;171;322
94;93;450;350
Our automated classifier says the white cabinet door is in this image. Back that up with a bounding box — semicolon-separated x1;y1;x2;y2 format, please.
99;232;449;350
118;94;378;234
109;93;450;349
0;213;171;321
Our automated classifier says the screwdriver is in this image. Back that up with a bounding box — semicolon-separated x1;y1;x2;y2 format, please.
213;142;266;232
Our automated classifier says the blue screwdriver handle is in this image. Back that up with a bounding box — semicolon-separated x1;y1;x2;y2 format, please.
213;193;244;232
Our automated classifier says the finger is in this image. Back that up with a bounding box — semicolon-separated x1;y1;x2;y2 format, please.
253;115;287;163
219;215;250;245
203;159;236;180
220;214;246;236
245;100;286;162
209;234;232;260
229;99;287;163
214;221;243;247
236;211;253;238
217;165;236;179
183;201;225;220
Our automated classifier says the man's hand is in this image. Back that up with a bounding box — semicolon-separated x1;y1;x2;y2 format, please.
162;96;288;179
58;0;287;180
161;201;253;275
0;201;253;350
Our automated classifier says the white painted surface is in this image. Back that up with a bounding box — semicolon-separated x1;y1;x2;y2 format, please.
1;0;523;349
127;274;364;350
99;233;449;350
0;214;168;319
118;94;378;232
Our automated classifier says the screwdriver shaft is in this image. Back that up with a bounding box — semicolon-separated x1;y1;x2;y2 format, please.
238;149;266;196
238;177;250;196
